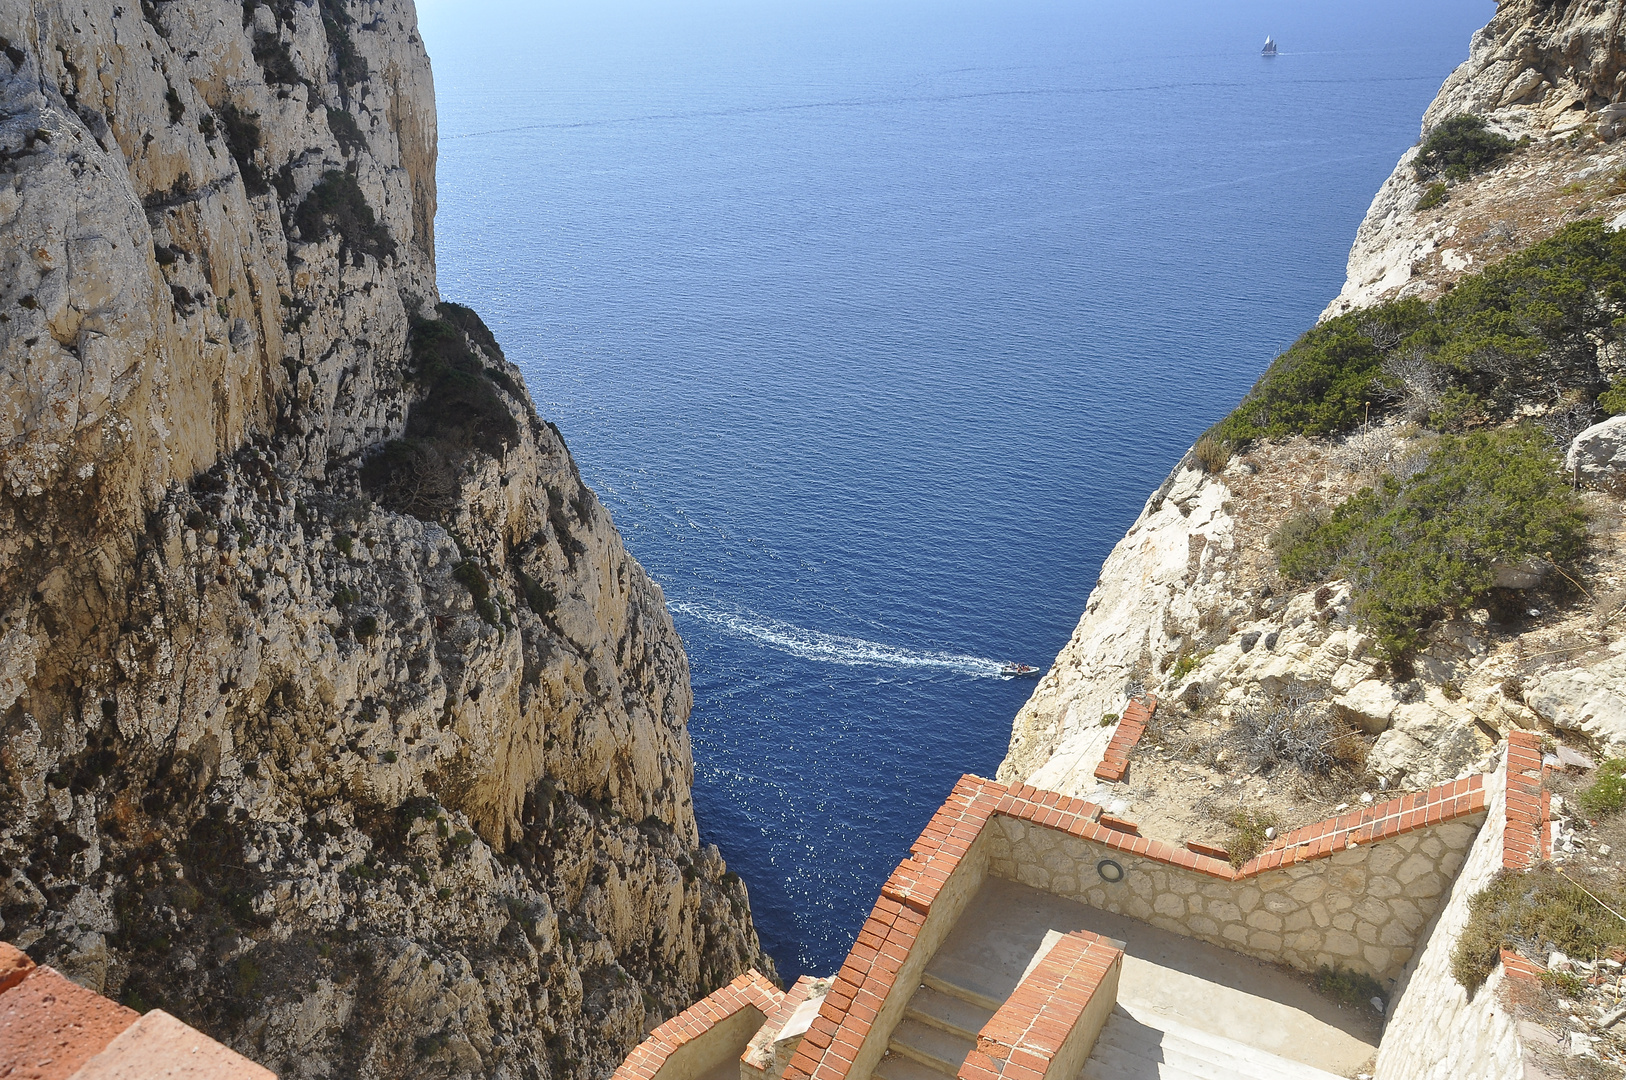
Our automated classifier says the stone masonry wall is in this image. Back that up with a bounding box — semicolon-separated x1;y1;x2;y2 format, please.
985;810;1484;985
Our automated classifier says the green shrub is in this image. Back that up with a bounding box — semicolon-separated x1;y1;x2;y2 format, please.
354;614;378;639
1416;181;1448;211
1276;428;1587;661
404;316;519;455
1581;759;1626;818
1212;220;1626;445
1210;299;1430;444
1426;220;1626;420
1414;115;1516;182
292;170;395;260
1600;382;1626;416
1192;435;1231;474
1452;868;1626;991
1225;809;1280;867
218;103;268;196
326;107;366;156
360;439;459;519
454;560;501;626
165;86;184;124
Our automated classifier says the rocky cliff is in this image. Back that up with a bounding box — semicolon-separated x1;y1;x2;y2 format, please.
0;3;770;1078
1001;0;1626;840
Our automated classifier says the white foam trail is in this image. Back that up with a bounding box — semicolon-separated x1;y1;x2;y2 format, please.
671;601;1009;677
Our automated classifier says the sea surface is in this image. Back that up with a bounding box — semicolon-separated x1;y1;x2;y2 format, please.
417;0;1493;980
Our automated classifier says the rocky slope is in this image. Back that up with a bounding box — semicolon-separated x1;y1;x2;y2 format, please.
1001;0;1626;843
0;3;770;1078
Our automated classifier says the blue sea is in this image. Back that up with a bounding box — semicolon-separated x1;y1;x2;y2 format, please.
417;0;1492;980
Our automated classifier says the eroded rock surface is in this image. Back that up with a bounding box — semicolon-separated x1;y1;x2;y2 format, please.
1002;0;1626;846
0;3;769;1078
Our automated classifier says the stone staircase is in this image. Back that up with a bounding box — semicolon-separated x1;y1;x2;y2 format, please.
873;964;999;1080
1078;1007;1348;1080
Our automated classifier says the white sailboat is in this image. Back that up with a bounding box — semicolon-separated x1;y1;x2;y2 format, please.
1262;36;1278;56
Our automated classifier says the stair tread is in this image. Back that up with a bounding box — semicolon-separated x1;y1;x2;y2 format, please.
875;1052;957;1080
920;959;1006;1011
905;986;995;1039
889;1018;976;1073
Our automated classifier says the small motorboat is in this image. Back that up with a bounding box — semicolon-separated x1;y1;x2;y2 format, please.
1262;36;1278;56
1000;663;1041;679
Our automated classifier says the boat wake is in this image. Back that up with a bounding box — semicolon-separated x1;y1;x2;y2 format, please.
670;602;1011;678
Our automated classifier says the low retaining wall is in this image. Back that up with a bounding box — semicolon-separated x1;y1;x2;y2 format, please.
1374;732;1551;1080
611;971;782;1080
959;930;1122;1080
986;781;1486;983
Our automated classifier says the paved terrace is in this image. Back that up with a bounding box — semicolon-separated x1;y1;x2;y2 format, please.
785;769;1491;1080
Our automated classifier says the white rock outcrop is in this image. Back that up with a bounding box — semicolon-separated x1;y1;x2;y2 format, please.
0;3;769;1077
1568;415;1626;494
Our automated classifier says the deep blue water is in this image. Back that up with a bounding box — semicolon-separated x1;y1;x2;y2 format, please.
417;0;1492;981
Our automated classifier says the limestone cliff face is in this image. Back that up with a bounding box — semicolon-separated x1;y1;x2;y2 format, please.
0;3;770;1078
1002;0;1626;811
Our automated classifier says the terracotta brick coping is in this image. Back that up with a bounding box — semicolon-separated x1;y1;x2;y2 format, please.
1499;730;1554;989
787;768;1493;1080
611;970;783;1080
1093;696;1155;783
959;930;1123;1080
1503;730;1549;872
0;940;274;1079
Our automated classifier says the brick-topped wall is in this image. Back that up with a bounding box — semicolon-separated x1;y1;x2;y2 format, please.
1093;696;1154;783
786;769;1494;1080
986;781;1486;983
0;941;273;1080
1502;730;1549;871
959;930;1122;1080
1373;756;1522;1080
611;970;783;1080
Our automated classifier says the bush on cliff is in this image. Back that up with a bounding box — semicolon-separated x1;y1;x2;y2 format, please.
1414;114;1517;182
1209;221;1626;445
362;305;522;518
1274;428;1586;661
292;170;395;261
1601;381;1626;416
1209;298;1430;444
1452;868;1626;992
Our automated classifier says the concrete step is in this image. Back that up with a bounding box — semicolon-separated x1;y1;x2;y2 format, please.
905;986;995;1041
874;1050;957;1080
921;960;1004;1012
1080;1011;1347;1080
888;1018;976;1075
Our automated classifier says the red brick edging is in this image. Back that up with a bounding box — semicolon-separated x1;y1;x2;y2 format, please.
1094;696;1155;782
610;970;783;1080
959;930;1123;1080
1503;730;1549;871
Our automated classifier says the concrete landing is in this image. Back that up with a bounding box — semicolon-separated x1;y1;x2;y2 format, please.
1081;1007;1346;1080
923;878;1379;1077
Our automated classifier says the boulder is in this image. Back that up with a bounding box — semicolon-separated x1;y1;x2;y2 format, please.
1334;680;1405;734
1567;415;1626;494
1525;653;1626;752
